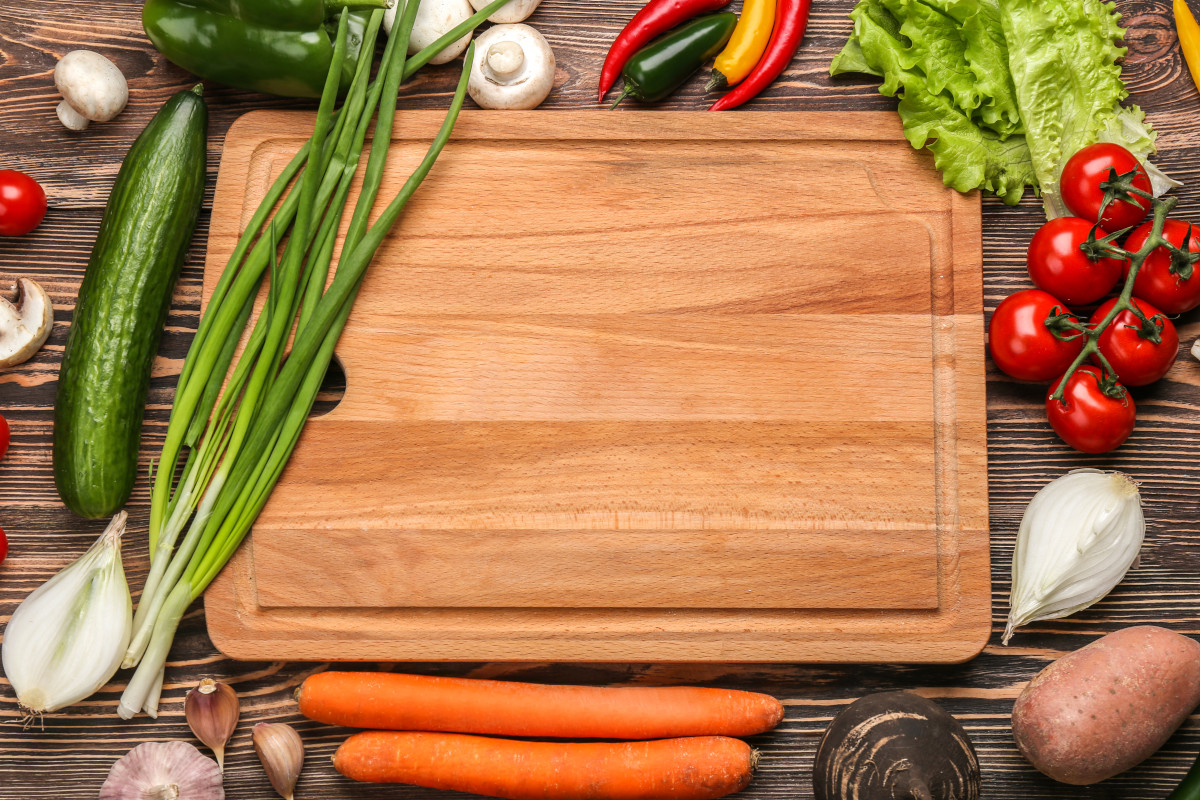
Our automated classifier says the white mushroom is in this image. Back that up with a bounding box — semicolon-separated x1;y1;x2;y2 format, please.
54;50;128;131
468;0;542;23
0;278;53;368
467;24;555;109
384;0;474;65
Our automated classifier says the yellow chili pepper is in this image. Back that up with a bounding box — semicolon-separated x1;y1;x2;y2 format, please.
706;0;777;91
1176;0;1200;95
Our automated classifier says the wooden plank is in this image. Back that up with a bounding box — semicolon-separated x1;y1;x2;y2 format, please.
201;109;989;662
253;528;940;609
4;0;1200;797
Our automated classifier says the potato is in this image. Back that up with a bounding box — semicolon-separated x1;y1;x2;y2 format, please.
1012;625;1200;785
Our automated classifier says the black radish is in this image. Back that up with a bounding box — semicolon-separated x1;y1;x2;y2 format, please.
813;690;980;800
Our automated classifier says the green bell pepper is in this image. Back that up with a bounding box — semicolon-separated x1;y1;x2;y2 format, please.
143;0;388;98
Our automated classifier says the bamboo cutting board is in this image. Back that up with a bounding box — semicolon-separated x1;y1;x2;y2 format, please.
203;110;990;663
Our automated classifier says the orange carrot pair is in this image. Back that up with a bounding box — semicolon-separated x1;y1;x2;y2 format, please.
298;671;784;739
307;671;782;800
333;732;756;800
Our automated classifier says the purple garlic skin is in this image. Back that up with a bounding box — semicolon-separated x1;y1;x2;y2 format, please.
99;741;224;800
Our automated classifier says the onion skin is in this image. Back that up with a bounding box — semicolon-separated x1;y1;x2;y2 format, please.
813;691;981;800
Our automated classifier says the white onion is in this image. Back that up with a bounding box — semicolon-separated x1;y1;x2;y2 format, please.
2;512;133;714
1004;470;1144;644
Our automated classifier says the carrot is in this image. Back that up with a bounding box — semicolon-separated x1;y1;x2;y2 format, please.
333;732;755;800
298;671;784;739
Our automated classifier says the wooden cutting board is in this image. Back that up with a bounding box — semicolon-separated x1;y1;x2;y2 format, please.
203;110;990;663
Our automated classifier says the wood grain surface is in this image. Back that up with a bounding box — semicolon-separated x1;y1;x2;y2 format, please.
1;0;1200;797
200;109;988;663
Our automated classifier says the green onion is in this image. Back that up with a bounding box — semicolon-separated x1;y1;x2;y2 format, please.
118;0;498;718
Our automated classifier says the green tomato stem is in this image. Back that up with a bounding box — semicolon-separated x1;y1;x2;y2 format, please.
1047;195;1177;405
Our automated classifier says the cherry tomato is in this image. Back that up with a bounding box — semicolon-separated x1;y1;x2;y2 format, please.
1123;218;1200;314
0;170;47;237
1060;143;1152;232
989;290;1084;382
1027;216;1124;305
1046;365;1136;453
0;413;8;462
0;527;6;566
1091;297;1179;386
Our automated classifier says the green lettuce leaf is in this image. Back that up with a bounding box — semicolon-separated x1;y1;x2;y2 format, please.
997;0;1160;216
900;90;1036;204
831;0;1035;203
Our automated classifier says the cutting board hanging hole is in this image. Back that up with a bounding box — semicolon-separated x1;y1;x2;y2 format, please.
309;354;346;418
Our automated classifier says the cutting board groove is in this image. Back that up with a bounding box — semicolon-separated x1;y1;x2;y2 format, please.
204;110;990;663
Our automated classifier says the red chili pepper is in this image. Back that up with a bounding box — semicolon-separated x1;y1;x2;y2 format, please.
708;0;810;111
599;0;731;102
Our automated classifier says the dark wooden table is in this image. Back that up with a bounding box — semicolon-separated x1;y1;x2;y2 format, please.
3;0;1200;797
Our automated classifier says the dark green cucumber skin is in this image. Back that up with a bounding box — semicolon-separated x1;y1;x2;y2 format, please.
53;87;207;518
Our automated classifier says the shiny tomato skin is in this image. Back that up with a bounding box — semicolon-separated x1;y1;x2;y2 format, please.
1060;143;1152;232
1124;219;1200;314
1091;297;1179;386
1027;216;1124;305
0;170;46;237
1046;365;1136;453
0;413;7;462
0;527;6;566
989;290;1084;382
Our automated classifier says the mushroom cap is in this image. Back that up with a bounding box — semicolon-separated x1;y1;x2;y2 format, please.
385;0;473;64
99;741;224;800
468;0;543;24
0;278;53;369
54;50;128;123
467;24;556;110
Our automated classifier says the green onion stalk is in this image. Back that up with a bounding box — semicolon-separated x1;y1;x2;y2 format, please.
118;0;513;719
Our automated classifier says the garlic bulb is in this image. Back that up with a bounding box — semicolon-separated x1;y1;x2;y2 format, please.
1;512;133;714
1004;470;1144;644
99;741;224;800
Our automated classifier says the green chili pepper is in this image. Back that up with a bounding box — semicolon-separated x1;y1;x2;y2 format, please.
610;13;737;108
142;0;386;98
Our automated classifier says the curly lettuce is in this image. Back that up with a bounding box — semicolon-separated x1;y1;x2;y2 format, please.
832;0;1035;204
996;0;1166;217
832;0;1170;212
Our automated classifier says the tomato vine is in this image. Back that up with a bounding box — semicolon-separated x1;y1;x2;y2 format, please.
1044;173;1198;407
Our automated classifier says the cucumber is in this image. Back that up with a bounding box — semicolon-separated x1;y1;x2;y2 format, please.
53;85;207;518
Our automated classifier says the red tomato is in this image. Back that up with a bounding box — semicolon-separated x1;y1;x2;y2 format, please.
0;527;6;566
0;413;7;462
1046;365;1136;453
989;290;1084;382
1060;143;1152;232
1123;218;1200;314
0;170;47;237
1027;216;1124;305
1091;297;1179;386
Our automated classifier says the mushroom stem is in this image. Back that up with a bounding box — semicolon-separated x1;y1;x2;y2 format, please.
485;40;525;80
56;100;90;131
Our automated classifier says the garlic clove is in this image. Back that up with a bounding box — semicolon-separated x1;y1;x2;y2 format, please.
99;741;224;800
1004;469;1145;644
186;679;240;772
1;511;131;715
253;722;304;800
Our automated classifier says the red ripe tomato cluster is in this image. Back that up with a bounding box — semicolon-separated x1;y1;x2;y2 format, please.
989;143;1194;454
